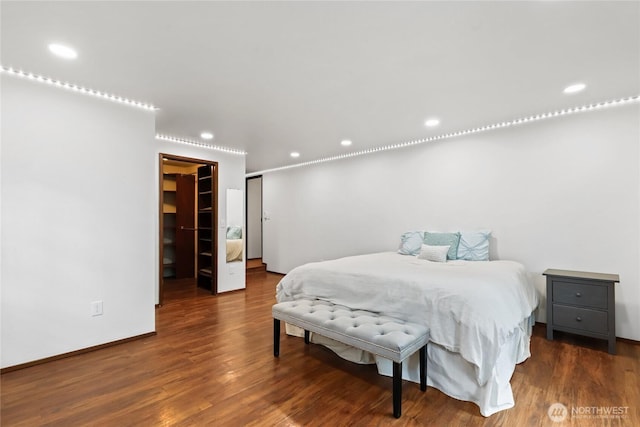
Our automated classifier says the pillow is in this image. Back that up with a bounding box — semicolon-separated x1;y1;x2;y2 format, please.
457;230;491;261
424;232;460;260
397;231;425;255
416;244;450;263
226;226;242;239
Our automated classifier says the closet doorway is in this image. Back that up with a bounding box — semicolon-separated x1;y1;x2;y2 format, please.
159;154;218;305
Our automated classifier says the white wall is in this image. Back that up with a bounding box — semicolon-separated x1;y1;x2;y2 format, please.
263;104;640;341
154;142;246;294
226;188;244;228
1;76;157;368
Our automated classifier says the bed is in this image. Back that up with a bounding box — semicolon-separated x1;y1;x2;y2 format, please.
226;226;243;262
226;239;243;262
275;251;538;416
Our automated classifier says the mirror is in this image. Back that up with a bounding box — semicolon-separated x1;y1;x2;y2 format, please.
225;188;244;263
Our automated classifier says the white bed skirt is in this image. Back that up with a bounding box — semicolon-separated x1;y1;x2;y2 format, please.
285;313;534;417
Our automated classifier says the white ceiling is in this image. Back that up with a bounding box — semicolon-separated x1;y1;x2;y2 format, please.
2;1;639;173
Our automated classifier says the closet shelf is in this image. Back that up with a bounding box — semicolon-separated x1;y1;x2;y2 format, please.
199;268;212;277
197;164;214;292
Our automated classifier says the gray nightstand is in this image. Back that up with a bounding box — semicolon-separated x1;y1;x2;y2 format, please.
544;269;619;354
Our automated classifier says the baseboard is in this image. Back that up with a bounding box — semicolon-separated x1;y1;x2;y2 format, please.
534;321;639;345
217;288;246;295
618;336;640;345
265;270;286;277
0;331;156;374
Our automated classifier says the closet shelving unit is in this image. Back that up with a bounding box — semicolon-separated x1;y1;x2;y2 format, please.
162;173;177;278
197;165;216;292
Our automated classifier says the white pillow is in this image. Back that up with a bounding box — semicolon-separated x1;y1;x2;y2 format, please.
416;244;450;263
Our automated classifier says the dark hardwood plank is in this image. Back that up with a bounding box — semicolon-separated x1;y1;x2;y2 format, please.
1;273;638;426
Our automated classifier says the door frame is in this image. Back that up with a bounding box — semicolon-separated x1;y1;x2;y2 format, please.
245;175;263;261
159;153;219;305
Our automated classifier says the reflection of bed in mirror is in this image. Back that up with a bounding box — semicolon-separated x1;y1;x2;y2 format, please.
225;188;244;263
226;226;243;262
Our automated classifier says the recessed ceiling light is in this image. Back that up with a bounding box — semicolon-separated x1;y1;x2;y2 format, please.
200;132;214;140
290;152;300;158
48;43;77;60
563;83;586;94
425;118;440;127
341;139;352;147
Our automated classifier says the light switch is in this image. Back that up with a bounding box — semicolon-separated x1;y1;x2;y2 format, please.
91;301;103;316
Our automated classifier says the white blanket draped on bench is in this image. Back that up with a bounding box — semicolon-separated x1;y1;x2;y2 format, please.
276;252;538;416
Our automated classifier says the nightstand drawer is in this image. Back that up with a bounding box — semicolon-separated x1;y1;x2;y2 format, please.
552;281;607;309
553;305;608;335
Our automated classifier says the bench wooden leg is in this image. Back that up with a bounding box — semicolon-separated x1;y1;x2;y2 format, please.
420;345;427;392
304;330;310;344
393;361;402;418
274;319;280;357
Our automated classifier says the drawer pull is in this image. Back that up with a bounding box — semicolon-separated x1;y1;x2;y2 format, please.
575;292;581;297
576;316;582;322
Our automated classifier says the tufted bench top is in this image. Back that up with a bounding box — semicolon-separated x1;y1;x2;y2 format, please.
272;299;429;363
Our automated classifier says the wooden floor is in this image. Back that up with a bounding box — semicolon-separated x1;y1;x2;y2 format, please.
1;272;638;426
246;258;267;274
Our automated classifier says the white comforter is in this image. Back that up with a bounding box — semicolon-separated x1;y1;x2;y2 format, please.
276;252;538;386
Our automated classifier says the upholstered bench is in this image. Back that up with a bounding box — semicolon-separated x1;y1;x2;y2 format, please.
272;299;429;418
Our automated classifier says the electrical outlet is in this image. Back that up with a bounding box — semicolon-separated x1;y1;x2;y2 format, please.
91;300;103;317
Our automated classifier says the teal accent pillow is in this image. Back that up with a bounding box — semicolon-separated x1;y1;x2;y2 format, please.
397;231;425;255
457;230;491;261
424;232;460;260
226;226;242;239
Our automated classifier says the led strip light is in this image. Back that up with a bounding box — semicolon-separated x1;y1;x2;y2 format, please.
156;134;247;156
3;65;636;164
1;65;157;111
2;65;246;155
246;95;640;177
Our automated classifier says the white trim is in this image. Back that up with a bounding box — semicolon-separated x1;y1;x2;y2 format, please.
156;134;247;156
